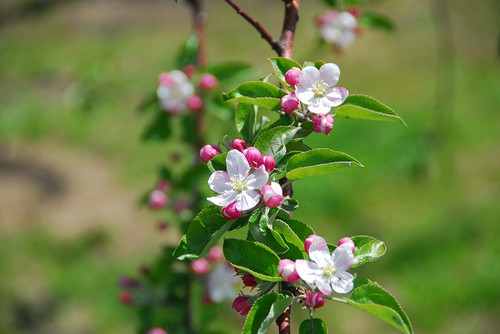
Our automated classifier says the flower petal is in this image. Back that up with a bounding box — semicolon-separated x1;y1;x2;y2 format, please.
226;149;250;178
208;171;231;194
246;166;269;190
325;87;348;107
236;190;260;211
315;277;333;295
295;86;315;104
331;271;354;294
319;63;340;86
309;236;331;267
295;259;322;284
332;243;354;271
207;191;237;207
307;98;331;115
298;66;320;87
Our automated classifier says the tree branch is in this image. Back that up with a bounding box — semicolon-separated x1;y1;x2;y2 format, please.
224;0;283;56
280;0;300;59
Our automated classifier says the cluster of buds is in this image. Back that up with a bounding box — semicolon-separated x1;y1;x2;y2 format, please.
315;8;361;52
279;63;349;136
157;66;219;114
232;295;252;316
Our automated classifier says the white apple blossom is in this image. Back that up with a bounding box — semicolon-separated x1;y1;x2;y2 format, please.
207;263;239;302
295;236;354;295
157;70;194;113
295;63;349;115
207;149;269;211
319;11;358;50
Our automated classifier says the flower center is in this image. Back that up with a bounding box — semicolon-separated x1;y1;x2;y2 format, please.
313;80;329;97
230;175;247;193
322;264;337;278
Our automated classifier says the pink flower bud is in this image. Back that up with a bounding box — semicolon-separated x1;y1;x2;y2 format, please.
261;182;283;207
148;190;168;210
118;276;139;288
174;199;189;213
208;246;224;262
304;234;320;254
183;64;196;78
338;237;355;253
278;259;300;283
312;115;334;135
157;72;175;86
190;258;210;275
201;294;213;305
157;221;169;232
244;147;263;168
200;144;221;162
305;293;325;309
262;155;276;172
222;202;242;220
120;291;133;305
139;265;150;276
242;274;257;287
232;296;252;316
347;6;362;19
148;328;167;334
280;92;299;114
231;138;247;152
156;180;171;192
285;67;302;87
199;73;219;90
187;95;203;112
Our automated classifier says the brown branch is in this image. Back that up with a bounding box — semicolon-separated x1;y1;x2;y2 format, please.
280;0;300;59
224;0;283;56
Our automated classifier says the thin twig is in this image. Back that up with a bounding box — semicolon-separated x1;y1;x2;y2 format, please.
280;0;300;59
224;0;283;56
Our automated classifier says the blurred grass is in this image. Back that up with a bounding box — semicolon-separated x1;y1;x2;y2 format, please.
0;0;499;333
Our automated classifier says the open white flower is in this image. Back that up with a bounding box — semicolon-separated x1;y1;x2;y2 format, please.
295;236;354;295
207;149;269;211
320;11;358;50
207;263;239;302
157;70;194;113
295;63;348;115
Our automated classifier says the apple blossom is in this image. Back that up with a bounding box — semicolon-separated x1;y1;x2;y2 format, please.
231;138;247;152
187;95;203;111
199;73;219;90
190;258;210;275
278;259;300;283
295;63;349;115
148;190;168;210
338;237;355;253
200;144;222;162
232;296;252;316
157;70;194;113
280;92;300;114
305;293;325;309
285;67;301;87
304;234;320;254
207;150;269;211
261;182;283;207
296;236;355;295
242;273;257;287
244;147;263;167
222;202;242;219
261;155;275;172
317;10;358;50
312;114;335;134
208;263;239;302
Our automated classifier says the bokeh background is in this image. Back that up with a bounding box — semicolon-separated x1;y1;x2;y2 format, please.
0;0;499;333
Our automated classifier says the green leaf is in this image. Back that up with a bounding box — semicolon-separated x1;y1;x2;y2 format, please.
207;152;227;172
174;206;231;259
336;94;406;126
286;148;363;181
243;293;293;334
254;126;300;162
235;103;257;142
248;212;289;254
351;235;387;267
280;198;299;211
141;110;172;141
346;278;413;334
176;34;198;68
181;113;197;145
360;11;396;31
204;61;252;81
223;239;281;281
268;57;302;89
274;220;303;251
223;81;286;110
299;318;328;334
136;92;157;114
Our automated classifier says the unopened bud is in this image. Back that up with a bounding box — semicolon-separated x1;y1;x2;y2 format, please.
278;259;300;283
242;274;257;287
199;73;218;90
312;115;334;135
157;221;169;232
201;294;213;305
231;138;247;152
261;182;283;207
174;199;189;213
262;155;276;172
347;6;362;19
305;293;325;309
148;190;168;210
183;64;196;78
190;258;210;275
200;144;222;162
158;72;175;86
156;180;171;192
244;147;263;168
139;265;150;276
337;237;355;253
304;234;320;254
120;291;133;305
285;67;302;87
280;92;299;114
118;276;139;288
148;328;167;334
222;202;242;220
208;246;224;262
187;95;203;112
232;296;252;316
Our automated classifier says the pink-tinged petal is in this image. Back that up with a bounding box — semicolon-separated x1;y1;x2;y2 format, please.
319;63;341;86
331;271;354;294
309;236;331;267
246;166;269;190
332;243;354;271
295;259;322;284
295;86;315;104
321;26;342;44
226;149;250;178
308;98;331;115
208;171;231;194
315;277;333;296
325;87;349;107
299;66;320;87
236;190;260;211
207;191;237;207
338;12;357;29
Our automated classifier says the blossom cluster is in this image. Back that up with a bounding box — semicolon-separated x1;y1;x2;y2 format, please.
316;9;361;51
